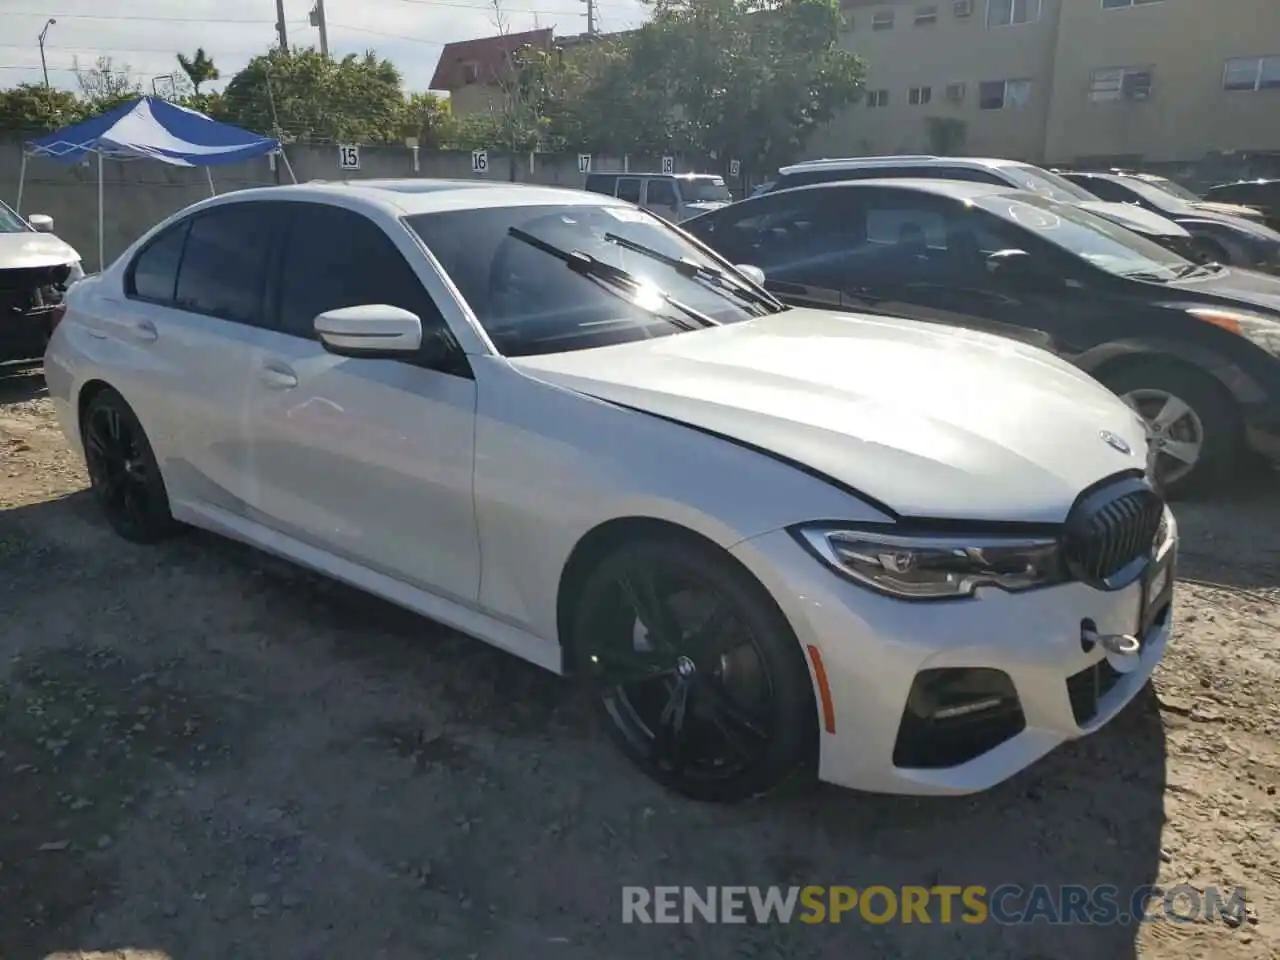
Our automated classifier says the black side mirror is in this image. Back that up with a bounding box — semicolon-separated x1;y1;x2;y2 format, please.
985;248;1037;281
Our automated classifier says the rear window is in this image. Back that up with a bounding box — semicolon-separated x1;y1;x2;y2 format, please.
584;174;615;195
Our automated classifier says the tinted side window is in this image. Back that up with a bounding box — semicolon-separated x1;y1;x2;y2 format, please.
275;203;445;340
1076;178;1130;202
645;180;678;205
616;178;641;203
584;174;614;195
174;205;278;324
127;220;190;303
928;166;1006;185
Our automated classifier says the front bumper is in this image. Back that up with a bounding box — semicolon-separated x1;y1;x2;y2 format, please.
731;513;1177;796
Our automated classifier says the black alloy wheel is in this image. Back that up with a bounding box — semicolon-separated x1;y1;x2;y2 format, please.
82;389;180;543
573;535;816;802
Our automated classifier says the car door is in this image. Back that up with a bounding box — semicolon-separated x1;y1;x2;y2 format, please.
615;177;642;206
243;200;480;604
642;178;680;222
681;193;845;308
117;201;286;515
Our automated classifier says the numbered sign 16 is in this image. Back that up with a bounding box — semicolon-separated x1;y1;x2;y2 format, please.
661;155;675;175
729;159;741;178
578;153;592;174
338;144;361;171
472;149;488;174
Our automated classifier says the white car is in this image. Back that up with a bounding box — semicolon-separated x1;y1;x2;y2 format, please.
1;201;83;360
44;180;1177;802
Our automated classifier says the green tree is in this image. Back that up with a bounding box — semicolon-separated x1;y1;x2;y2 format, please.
74;55;142;115
177;47;221;95
572;0;865;172
0;83;85;131
217;48;405;142
398;91;455;148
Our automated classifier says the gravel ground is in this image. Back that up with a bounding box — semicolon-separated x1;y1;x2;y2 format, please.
2;358;1279;960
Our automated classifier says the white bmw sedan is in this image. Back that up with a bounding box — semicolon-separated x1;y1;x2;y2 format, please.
45;180;1177;802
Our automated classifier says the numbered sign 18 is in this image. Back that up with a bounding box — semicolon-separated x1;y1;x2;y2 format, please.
578;153;592;174
729;159;741;178
661;155;675;175
338;144;361;171
472;149;489;174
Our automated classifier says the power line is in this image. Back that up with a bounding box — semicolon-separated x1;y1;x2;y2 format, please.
0;11;287;24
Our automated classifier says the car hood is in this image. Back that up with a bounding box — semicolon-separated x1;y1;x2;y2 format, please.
510;309;1149;523
1167;265;1280;314
1077;201;1191;238
1191;201;1266;221
682;201;729;215
0;231;80;269
1179;207;1280;240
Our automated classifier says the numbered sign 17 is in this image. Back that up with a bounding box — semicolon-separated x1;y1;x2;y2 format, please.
729;159;741;178
578;153;592;174
338;144;361;171
661;155;675;175
472;149;489;174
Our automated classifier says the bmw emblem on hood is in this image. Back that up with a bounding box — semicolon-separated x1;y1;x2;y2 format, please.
1099;430;1131;455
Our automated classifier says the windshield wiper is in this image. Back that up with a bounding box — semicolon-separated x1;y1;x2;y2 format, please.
1172;262;1222;279
602;232;783;313
1122;270;1173;283
507;228;720;331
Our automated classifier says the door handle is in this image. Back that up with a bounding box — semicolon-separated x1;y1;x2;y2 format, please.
259;362;298;390
131;320;158;343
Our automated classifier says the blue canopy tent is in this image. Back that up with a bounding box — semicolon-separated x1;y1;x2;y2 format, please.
17;96;292;271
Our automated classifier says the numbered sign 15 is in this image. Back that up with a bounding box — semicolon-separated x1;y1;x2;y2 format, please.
338;144;361;171
578;153;592;174
661;155;675;175
472;149;489;174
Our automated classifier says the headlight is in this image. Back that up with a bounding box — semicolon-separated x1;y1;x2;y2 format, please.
1185;307;1280;356
792;525;1065;600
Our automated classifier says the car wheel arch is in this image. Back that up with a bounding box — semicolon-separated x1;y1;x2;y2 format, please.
554;516;786;675
1078;339;1262;406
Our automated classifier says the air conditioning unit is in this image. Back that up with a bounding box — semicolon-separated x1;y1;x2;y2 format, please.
953;0;973;16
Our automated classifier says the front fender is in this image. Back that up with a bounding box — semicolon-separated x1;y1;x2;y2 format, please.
1074;336;1268;404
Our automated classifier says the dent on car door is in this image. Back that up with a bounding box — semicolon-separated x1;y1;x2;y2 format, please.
244;201;480;604
119;203;284;513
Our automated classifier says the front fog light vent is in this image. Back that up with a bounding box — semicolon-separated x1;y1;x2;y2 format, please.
893;668;1025;769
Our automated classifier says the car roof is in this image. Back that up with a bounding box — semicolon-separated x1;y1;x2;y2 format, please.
203;179;625;217
777;156;1022;175
764;177;1024;201
589;172;722;180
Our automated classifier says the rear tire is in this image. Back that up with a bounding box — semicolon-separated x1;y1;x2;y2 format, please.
81;387;182;543
571;533;818;802
1099;359;1243;498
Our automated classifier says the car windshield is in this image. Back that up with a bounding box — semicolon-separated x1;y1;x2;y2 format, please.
681;178;732;203
406;203;768;357
976;192;1192;280
1105;176;1188;212
1142;176;1201;203
997;164;1099;203
0;201;31;233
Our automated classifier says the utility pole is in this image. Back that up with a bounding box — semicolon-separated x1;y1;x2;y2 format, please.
38;18;55;88
275;0;289;52
310;0;329;56
583;0;595;36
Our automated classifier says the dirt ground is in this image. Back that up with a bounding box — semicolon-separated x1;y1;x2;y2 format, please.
1;357;1278;960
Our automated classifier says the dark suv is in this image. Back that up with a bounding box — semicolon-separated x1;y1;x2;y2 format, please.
1204;179;1280;232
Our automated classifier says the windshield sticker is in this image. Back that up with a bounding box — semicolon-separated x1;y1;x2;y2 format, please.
604;207;651;223
1008;205;1062;231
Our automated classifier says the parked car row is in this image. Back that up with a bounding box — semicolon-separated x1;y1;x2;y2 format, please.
689;159;1280;498
46;178;1181;803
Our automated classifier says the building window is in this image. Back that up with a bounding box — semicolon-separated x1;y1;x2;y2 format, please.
987;0;1039;27
945;82;967;102
872;10;895;29
461;61;479;84
915;5;939;24
1101;0;1163;8
979;78;1032;109
866;89;890;107
909;86;933;105
1223;56;1280;92
1089;67;1154;101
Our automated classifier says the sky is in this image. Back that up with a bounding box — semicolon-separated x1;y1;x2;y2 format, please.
0;0;650;96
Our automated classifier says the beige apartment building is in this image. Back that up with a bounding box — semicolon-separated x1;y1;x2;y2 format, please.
813;0;1280;165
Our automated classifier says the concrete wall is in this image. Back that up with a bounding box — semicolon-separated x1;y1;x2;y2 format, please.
1044;0;1280;164
0;135;713;269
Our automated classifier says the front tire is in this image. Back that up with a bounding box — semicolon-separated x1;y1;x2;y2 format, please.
1099;360;1242;498
81;387;182;543
571;533;817;802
